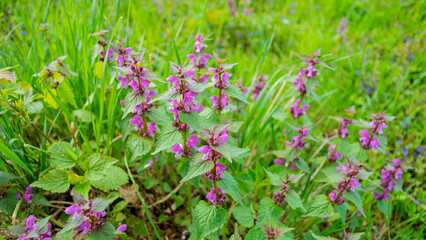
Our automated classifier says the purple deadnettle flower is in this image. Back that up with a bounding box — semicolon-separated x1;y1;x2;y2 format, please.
171;134;200;158
329;160;361;205
370;112;388;135
117;224;127;232
290;99;309;119
373;159;404;200
274;158;285;166
327;146;341;162
206;187;227;206
17;215;52;240
285;128;309;150
16;186;34;205
359;129;380;150
252;74;267;100
337;117;352;139
211;91;230;110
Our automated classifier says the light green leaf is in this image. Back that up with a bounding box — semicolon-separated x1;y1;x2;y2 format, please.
378;199;391;224
32;169;70;193
217;171;244;206
311;232;339;240
127;135;152;161
84;154;118;181
344;191;366;218
225;85;250;104
231;205;254;228
48;142;79;169
153;126;183;154
180;111;203;131
303;194;334;218
72;109;94;122
122;92;144;119
181;154;214;182
90;166;128;191
245;227;266;240
191;201;228;240
258;198;283;225
74;182;91;200
286;191;306;212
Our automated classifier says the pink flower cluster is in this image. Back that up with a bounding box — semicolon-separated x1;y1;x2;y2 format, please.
112;45;158;138
16;186;34;205
187;34;212;84
337;117;352;138
286;127;309;150
329;160;361;205
327;145;341;162
373;159;403;200
171;134;200;158
64;196;126;236
206;187;227;206
199;126;230;205
18;215;52;240
290;49;321;119
252;74;267;100
359;112;388;150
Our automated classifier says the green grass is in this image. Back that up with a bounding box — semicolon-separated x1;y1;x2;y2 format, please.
0;0;425;239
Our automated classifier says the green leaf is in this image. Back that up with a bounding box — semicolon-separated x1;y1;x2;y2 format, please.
258;198;283;225
335;203;347;224
311;232;339;240
348;232;364;240
48;142;79;169
231;205;254;228
217;171;244;206
295;158;310;173
212;144;249;163
180;154;214;182
0;191;18;215
189;82;214;93
127;135;152;161
378;199;391;224
263;167;283;186
57;81;77;108
72;109;94;122
92;198;117;212
122;92;144;119
90;166;128;191
152;126;183;154
74;182;91;200
87;222;117;240
344;191;366;218
146;107;173;125
245;227;266;240
225;85;250;104
35;216;51;235
303;194;334;218
152;90;180;102
286;191;306;212
180;111;203;131
58;215;85;235
375;134;388;154
191;201;228;240
0;171;19;185
32;169;70;193
84;154;118;181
